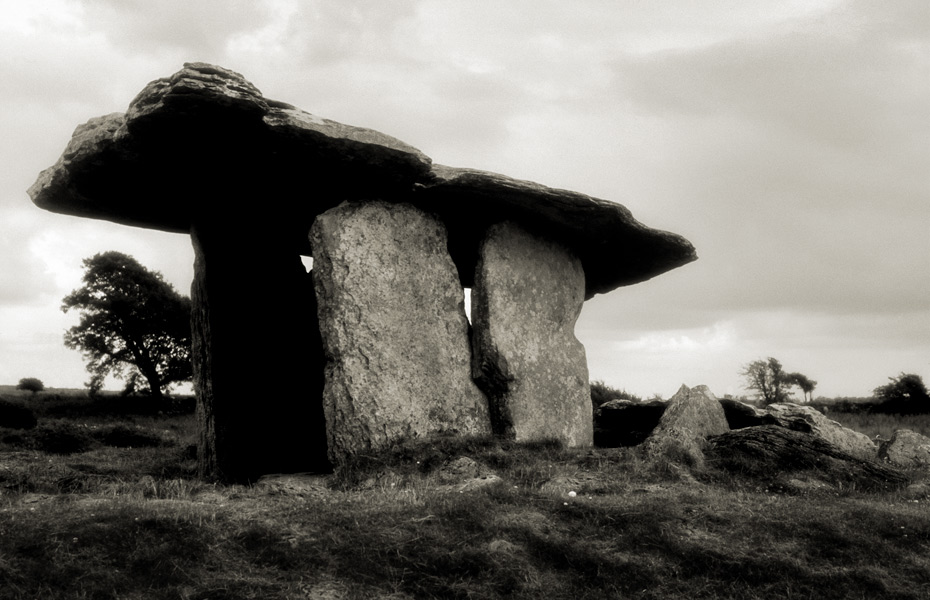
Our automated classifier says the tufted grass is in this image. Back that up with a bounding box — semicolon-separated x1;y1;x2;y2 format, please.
0;409;929;598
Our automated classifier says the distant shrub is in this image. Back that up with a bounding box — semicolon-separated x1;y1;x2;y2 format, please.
31;422;96;454
0;399;38;430
16;377;45;394
590;380;643;409
872;373;930;415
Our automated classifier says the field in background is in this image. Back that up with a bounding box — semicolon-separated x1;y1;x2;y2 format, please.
827;412;930;440
1;389;929;599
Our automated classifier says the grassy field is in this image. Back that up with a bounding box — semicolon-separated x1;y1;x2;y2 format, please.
1;394;929;599
827;412;930;440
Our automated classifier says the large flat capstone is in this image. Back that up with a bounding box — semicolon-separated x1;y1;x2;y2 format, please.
472;222;592;447
310;201;491;462
29;62;696;298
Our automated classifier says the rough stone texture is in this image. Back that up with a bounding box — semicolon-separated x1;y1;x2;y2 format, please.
765;403;877;461
471;221;592;447
29;62;695;298
30;63;431;238
415;165;697;298
191;220;328;483
593;399;667;447
641;385;730;468
878;429;930;469
707;426;908;492
310;201;491;463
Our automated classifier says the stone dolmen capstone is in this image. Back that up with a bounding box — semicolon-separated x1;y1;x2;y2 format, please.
29;63;697;482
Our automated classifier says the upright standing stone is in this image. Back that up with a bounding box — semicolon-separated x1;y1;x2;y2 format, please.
310;201;491;463
641;384;729;468
191;213;328;483
472;221;593;447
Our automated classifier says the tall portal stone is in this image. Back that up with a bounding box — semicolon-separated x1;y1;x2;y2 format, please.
191;214;328;483
310;201;491;463
472;222;593;447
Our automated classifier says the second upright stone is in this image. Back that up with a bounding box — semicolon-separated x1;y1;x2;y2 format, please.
472;221;593;447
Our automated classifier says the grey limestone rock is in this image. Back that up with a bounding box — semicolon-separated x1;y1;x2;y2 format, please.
30;62;695;298
707;426;908;492
471;221;592;447
765;403;877;461
310;201;491;463
641;384;730;468
878;429;930;469
415;165;697;298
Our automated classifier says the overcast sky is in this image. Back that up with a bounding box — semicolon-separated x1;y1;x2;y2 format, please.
1;0;927;399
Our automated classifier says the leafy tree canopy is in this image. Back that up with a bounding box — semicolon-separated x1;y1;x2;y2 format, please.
742;357;816;405
873;373;930;414
61;251;192;397
16;377;45;394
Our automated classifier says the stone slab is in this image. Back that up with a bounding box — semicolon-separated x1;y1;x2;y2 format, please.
310;201;491;463
30;63;695;298
641;384;730;468
471;221;592;447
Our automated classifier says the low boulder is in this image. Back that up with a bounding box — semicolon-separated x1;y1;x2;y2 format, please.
593;399;666;447
878;429;930;470
765;403;877;460
707;425;908;492
640;384;729;468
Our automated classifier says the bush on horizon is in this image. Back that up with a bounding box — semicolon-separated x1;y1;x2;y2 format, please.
872;373;930;415
16;377;45;394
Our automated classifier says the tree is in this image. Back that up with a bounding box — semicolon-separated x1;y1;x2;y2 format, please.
784;372;817;403
16;377;45;394
742;357;790;405
873;373;930;415
742;358;815;405
62;251;192;397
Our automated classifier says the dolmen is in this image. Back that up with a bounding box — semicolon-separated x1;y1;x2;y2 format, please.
30;63;696;483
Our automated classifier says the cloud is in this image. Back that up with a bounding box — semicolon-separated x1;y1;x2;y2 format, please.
79;0;274;60
588;0;930;319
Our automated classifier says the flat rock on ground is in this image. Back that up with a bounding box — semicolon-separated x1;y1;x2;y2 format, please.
766;403;877;460
707;425;908;492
